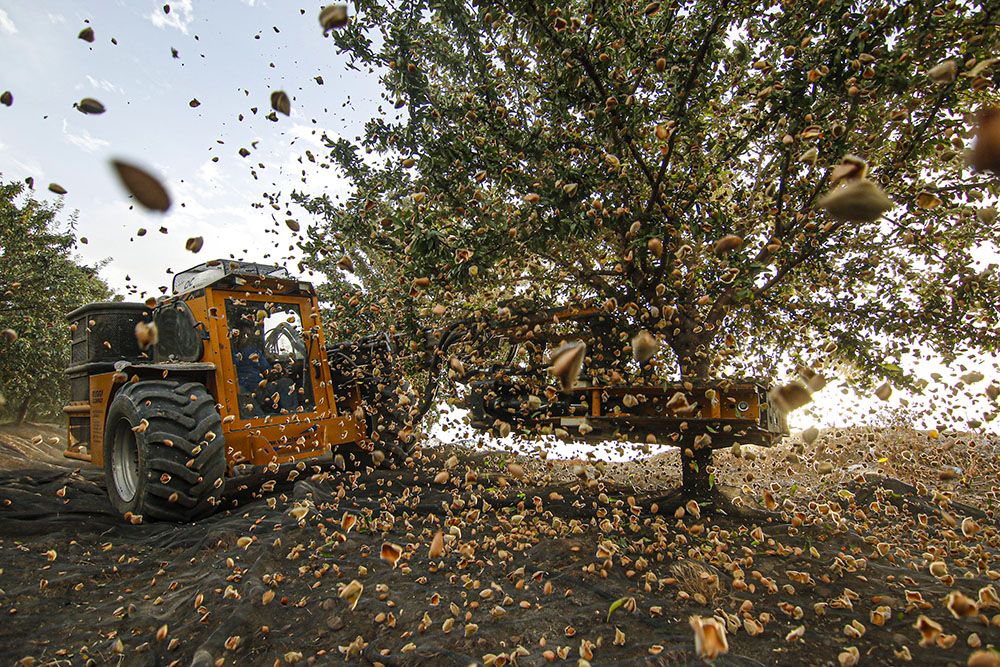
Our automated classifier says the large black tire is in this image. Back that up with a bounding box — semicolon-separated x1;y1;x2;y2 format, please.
103;380;226;522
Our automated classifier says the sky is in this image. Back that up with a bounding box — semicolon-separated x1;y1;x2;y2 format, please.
0;2;996;436
0;0;371;296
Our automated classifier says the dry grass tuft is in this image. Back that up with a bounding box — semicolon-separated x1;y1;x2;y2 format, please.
669;559;725;605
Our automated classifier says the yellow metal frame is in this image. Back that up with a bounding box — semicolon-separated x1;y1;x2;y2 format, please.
578;383;762;421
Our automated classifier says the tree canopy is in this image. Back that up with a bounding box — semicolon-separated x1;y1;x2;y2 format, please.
0;179;112;423
298;0;999;397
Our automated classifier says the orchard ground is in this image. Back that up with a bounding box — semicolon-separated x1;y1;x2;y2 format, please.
0;422;997;666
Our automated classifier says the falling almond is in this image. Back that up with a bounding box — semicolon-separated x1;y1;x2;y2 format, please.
341;512;357;533
134;321;159;350
913;614;942;647
647;237;663;258
270;90;291;116
961;516;980;537
0;91;11;107
970;107;1000;174
945;590;978;618
48;183;67;195
185;236;204;253
927;59;957;84
337;255;354;272
428;530;444;558
960;371;985;385
874;382;892;401
112;160;172;212
380;542;402;568
978;585;999;608
665;391;694;414
338;579;363;610
713;234;742;256
319;4;349;32
830;154;869;183
78;26;95;42
548;341;586;391
770;382;812;412
915;191;942;209
689;615;728;659
285;219;301;232
631;330;659;364
968;651;1000;667
77;98;106;115
819;179;892;222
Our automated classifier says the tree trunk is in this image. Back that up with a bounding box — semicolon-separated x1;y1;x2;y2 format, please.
674;336;713;498
681;441;713;497
678;348;710;382
15;396;30;425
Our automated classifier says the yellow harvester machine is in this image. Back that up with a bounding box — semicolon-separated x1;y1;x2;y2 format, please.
63;260;413;521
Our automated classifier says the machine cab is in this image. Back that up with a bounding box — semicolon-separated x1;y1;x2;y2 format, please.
151;260;362;467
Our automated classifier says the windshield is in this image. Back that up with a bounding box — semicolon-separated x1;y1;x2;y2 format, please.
225;299;314;419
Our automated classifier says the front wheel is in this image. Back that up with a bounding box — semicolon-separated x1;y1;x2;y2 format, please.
104;380;226;522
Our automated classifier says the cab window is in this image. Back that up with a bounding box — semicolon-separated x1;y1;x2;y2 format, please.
225;300;315;419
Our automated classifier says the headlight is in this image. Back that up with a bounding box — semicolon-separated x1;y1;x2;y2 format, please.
737;401;749;412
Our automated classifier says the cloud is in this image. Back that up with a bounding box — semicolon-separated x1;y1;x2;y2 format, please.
62;119;111;154
149;0;194;34
278;123;353;197
46;12;66;25
85;75;124;95
0;8;18;34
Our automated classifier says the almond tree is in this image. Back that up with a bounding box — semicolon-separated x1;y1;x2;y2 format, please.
0;179;112;423
298;0;1000;495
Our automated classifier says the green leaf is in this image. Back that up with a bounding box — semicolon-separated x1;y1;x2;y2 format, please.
607;596;629;623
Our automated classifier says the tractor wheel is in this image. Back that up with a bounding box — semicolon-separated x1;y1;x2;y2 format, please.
104;380;226;522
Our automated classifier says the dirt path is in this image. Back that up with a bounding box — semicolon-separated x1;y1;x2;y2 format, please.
0;425;997;666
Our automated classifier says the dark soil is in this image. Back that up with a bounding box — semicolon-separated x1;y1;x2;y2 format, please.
0;424;997;666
